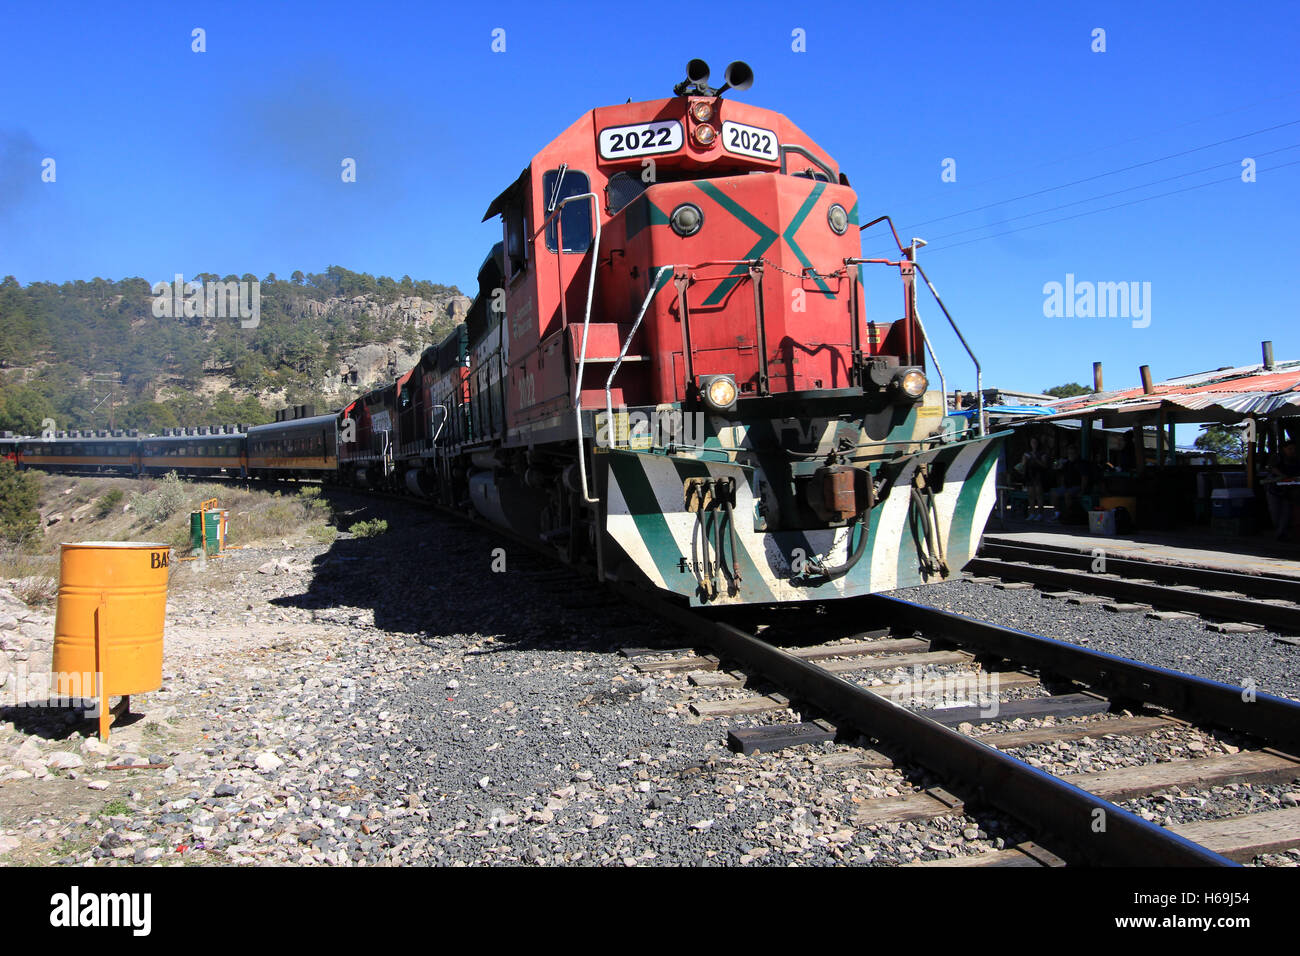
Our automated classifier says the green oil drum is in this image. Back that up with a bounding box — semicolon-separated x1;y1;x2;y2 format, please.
189;510;222;555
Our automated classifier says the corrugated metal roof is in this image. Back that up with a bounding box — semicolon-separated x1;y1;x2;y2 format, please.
1021;360;1300;425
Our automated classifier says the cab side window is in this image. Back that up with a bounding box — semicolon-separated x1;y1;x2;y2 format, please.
505;205;528;279
542;169;592;253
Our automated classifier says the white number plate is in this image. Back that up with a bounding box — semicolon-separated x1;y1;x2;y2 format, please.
598;121;683;160
721;121;778;161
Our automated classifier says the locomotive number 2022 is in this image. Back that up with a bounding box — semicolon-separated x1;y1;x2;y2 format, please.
598;121;683;160
721;121;778;161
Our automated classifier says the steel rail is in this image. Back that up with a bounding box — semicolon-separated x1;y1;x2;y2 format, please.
865;594;1300;749
979;538;1300;604
618;585;1237;866
966;554;1300;633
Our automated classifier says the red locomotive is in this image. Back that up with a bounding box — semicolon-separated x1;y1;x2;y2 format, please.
13;60;1003;608
340;59;1006;606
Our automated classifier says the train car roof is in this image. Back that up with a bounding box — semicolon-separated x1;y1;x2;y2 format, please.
22;435;139;442
140;434;242;442
245;413;339;435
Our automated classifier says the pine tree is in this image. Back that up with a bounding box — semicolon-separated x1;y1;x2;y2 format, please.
0;460;40;543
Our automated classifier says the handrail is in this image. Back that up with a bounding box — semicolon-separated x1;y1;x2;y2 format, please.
531;187;595;326
430;404;448;445
605;265;672;450
532;191;603;503
908;239;947;414
779;143;836;182
845;248;984;436
856;218;982;431
910;300;947;414
860;215;905;254
912;261;984;436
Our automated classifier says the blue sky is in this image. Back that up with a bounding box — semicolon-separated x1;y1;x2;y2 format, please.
1;0;1297;394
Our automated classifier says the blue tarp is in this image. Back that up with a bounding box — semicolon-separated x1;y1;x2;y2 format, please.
951;404;1054;419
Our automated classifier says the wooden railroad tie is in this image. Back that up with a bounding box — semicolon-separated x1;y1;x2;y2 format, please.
728;719;838;755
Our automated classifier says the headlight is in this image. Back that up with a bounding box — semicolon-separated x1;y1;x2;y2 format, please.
670;203;703;237
827;203;848;234
898;369;928;399
693;124;716;146
690;101;713;122
700;374;738;411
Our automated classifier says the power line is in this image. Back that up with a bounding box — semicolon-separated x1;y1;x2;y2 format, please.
920;142;1300;244
908;118;1300;229
924;157;1300;253
943;87;1300;194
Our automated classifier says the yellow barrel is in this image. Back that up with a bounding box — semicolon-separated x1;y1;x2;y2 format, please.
52;542;169;698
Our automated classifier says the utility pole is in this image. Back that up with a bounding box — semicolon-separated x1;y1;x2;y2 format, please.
91;372;121;430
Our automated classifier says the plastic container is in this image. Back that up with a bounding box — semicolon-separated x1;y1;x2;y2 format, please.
1088;509;1117;536
1211;488;1254;519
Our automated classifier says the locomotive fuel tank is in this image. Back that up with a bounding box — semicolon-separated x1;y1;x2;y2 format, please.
468;469;546;539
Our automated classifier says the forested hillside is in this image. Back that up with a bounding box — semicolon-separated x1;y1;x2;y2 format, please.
0;267;467;434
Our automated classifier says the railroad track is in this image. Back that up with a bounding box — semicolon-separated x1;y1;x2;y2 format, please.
968;540;1300;636
131;476;1300;864
617;589;1300;867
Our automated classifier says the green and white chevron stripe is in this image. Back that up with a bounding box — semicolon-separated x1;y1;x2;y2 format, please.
603;429;1004;606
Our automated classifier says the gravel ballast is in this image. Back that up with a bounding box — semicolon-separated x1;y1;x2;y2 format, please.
891;578;1300;702
1;496;1296;866
0;500;1028;866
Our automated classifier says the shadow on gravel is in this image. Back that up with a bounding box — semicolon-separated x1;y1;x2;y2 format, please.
706;600;897;649
0;700;139;741
268;491;660;653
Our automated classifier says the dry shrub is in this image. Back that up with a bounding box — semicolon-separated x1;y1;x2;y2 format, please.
0;545;59;606
130;472;188;525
